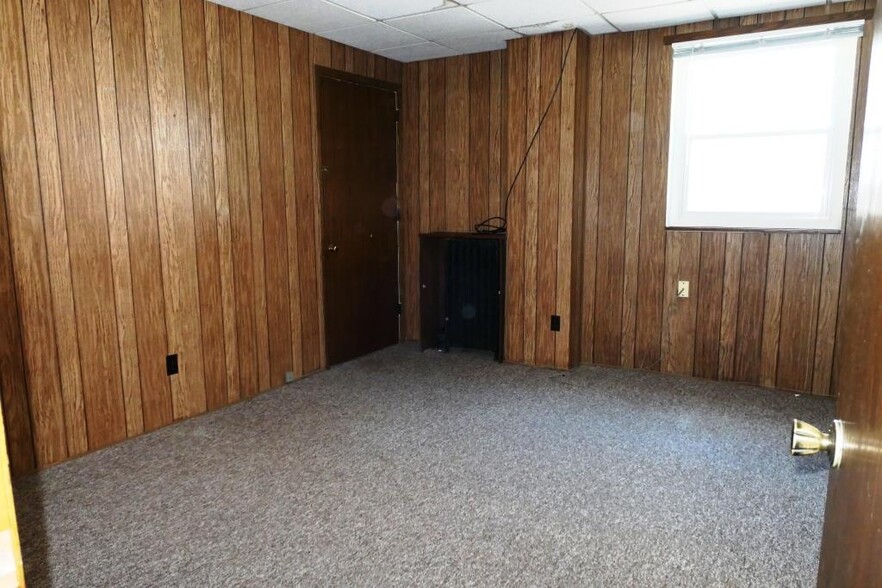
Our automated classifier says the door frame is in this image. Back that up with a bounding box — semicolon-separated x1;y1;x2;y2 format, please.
314;66;402;367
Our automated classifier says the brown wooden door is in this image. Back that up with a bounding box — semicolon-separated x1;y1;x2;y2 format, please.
816;9;882;587
318;73;399;366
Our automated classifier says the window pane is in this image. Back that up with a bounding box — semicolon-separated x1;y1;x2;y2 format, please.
666;25;860;231
687;42;838;136
686;134;829;214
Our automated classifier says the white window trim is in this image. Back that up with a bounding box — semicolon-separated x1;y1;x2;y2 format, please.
665;21;863;232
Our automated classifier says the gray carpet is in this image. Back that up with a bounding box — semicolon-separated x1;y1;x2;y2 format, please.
13;343;835;587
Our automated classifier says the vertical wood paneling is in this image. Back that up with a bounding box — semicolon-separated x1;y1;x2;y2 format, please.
47;0;127;447
253;18;293;388
418;63;430;235
634;27;672;371
693;232;725;379
581;35;604;364
504;40;527;364
21;0;89;456
111;0;174;431
813;234;844;395
555;32;578;369
427;60;446;231
489;51;504;219
2;0;404;473
468;53;490;226
400;11;865;396
717;233;743;380
778;234;824;391
522;36;541;365
661;232;700;375
594;34;632;365
535;34;561;367
181;0;227;411
445;56;469;231
240;14;271;394
760;234;787;387
90;0;144;437
291;29;321;374
620;31;647;368
220;7;258;398
278;26;304;377
734;233;769;384
204;0;241;404
401;63;420;341
0;169;36;474
144;0;208;419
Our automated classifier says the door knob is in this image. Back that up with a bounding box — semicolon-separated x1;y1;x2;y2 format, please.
327;244;338;252
791;419;844;468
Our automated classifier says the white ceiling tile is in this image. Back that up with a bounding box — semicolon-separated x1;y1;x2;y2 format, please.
208;0;279;10
468;0;596;29
326;0;445;20
387;7;503;43
376;42;458;62
440;29;520;53
573;13;618;34
604;1;713;32
582;0;683;13
320;22;426;51
703;0;824;18
247;0;373;34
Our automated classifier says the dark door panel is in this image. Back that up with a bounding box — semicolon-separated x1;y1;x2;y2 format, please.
318;74;399;366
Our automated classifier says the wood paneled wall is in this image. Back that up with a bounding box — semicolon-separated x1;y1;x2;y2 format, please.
401;2;874;392
0;0;401;474
582;3;872;396
400;33;590;369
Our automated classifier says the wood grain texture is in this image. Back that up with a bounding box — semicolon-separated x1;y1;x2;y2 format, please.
620;31;647;369
144;0;208;419
693;232;725;380
21;0;89;456
535;33;561;368
594;33;632;366
504;41;526;364
182;0;227;411
1;0;403;473
47;0;127;448
522;36;541;366
254;17;293;388
733;233;769;384
661;231;700;375
0;168;36;474
717;233;743;380
240;13;271;395
634;27;673;372
278;25;304;377
204;0;241;403
777;234;824;391
90;0;144;437
445;56;469;232
111;0;174;432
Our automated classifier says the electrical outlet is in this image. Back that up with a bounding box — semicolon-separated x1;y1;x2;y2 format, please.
677;280;690;298
166;354;179;376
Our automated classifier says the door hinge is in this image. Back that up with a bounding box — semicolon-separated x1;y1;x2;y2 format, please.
396;302;402;315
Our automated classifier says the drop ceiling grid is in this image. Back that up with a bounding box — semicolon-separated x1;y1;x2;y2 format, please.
210;0;855;62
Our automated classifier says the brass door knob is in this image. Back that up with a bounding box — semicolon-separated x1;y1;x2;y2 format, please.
791;419;844;468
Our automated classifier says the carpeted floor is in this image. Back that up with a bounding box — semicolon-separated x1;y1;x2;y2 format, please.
14;343;835;587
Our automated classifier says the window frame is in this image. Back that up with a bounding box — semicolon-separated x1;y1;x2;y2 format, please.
664;22;864;232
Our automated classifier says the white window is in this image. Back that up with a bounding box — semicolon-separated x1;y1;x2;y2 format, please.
666;21;863;231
